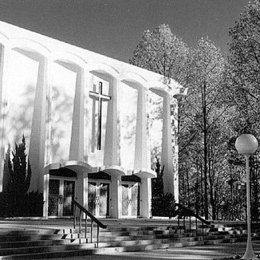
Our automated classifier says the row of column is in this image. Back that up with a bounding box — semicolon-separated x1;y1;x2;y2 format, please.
0;44;179;207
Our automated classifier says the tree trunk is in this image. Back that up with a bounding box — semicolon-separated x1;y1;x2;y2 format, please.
200;162;204;216
202;82;209;219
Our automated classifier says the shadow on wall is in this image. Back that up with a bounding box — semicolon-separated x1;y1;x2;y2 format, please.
1;85;35;146
50;85;73;162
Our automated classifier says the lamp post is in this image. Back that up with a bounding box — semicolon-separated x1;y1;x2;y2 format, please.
235;134;259;260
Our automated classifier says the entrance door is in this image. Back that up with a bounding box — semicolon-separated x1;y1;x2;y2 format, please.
48;179;60;216
48;179;75;217
122;183;140;217
63;180;75;216
88;182;109;217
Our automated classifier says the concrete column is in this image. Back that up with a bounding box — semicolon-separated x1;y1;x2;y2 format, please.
44;61;54;167
104;77;119;166
0;45;10;192
29;57;49;192
140;178;151;218
134;87;148;170
161;93;174;195
134;87;152;218
109;175;122;218
75;172;88;209
146;90;152;170
69;68;85;161
43;168;49;218
84;72;92;161
171;97;179;203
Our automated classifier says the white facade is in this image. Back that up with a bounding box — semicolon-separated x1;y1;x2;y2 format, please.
0;21;184;218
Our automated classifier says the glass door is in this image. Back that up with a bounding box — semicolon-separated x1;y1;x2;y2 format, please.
99;183;109;217
131;183;140;216
48;179;60;216
63;180;75;216
122;184;129;216
48;179;75;217
88;182;97;215
88;181;110;217
121;183;140;217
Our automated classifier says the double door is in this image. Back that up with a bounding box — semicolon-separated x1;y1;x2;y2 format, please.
122;183;140;217
88;181;110;217
48;179;75;217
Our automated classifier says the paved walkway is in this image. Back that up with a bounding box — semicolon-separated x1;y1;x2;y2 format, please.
50;241;260;260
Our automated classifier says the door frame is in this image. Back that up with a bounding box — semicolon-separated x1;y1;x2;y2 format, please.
88;179;110;218
121;181;140;218
48;176;76;218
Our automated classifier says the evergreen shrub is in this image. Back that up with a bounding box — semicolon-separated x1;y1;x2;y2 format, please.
0;136;43;217
152;193;176;217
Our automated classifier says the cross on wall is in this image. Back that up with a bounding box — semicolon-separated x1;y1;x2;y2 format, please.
89;82;111;150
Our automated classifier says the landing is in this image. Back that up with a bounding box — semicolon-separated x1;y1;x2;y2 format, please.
0;217;181;231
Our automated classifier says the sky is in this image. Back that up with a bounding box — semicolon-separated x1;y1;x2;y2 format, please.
0;0;249;63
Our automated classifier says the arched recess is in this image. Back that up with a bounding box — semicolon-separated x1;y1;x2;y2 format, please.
119;72;149;173
149;86;169;98
149;86;176;196
120;71;147;89
43;160;91;217
120;75;156;219
87;62;120;171
149;86;169;161
1;38;51;192
50;51;87;70
0;33;11;192
49;51;88;166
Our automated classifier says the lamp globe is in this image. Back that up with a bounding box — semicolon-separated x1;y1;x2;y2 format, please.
235;134;258;155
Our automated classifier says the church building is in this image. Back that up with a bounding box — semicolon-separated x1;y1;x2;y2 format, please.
0;21;184;218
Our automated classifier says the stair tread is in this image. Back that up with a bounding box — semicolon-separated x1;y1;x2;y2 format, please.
0;221;250;258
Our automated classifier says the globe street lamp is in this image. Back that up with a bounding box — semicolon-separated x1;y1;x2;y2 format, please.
235;134;259;260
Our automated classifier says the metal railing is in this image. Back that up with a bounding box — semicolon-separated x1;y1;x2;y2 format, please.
72;200;107;247
175;203;211;235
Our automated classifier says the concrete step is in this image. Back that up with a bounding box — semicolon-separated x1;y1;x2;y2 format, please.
0;229;61;236
0;246;125;259
0;238;73;249
0;243;97;256
0;220;250;259
0;233;66;242
0;234;241;257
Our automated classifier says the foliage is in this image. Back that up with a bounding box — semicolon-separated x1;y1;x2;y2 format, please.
219;189;246;221
152;157;164;198
151;158;177;217
224;0;260;220
130;24;189;85
226;0;260;134
131;14;260;221
0;191;43;217
0;136;43;217
23;191;43;217
151;193;176;217
178;37;230;219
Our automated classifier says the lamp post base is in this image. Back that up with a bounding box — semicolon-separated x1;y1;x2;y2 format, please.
241;246;259;260
241;255;259;260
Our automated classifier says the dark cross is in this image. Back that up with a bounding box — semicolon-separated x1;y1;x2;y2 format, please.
89;82;111;150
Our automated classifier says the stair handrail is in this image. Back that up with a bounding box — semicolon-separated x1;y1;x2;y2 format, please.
72;199;107;247
175;203;211;226
73;200;107;228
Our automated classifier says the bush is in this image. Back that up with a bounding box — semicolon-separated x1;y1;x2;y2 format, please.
152;193;176;217
24;192;43;217
0;192;9;217
0;191;43;217
0;136;43;217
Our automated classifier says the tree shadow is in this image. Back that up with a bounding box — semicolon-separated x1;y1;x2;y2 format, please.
49;85;74;163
